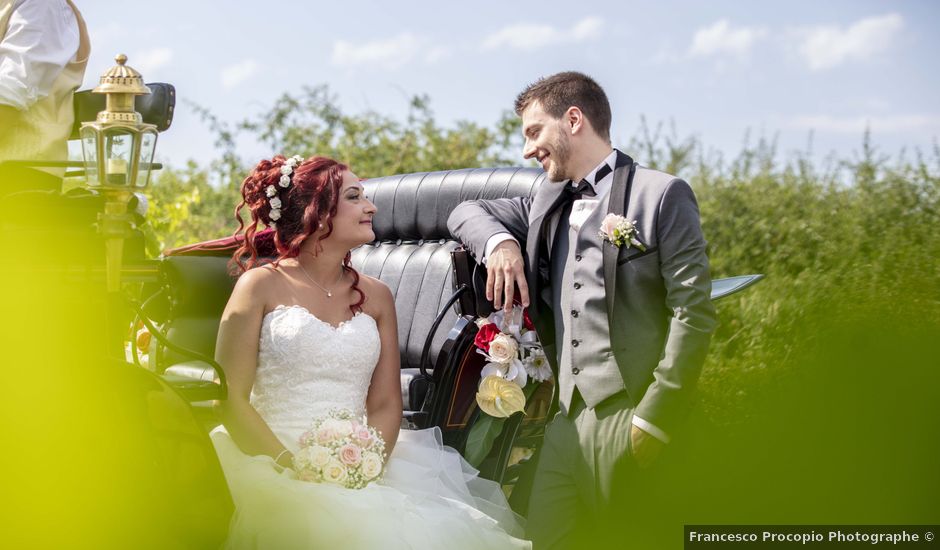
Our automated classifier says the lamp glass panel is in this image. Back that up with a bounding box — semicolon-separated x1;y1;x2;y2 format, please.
103;128;134;186
80;127;99;184
136;130;157;188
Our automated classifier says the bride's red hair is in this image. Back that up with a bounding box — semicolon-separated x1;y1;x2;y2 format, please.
230;155;365;313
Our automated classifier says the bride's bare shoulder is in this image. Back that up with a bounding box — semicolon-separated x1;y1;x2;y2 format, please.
229;264;284;305
356;273;394;317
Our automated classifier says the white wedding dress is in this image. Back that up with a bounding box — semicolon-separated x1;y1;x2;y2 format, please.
211;304;531;549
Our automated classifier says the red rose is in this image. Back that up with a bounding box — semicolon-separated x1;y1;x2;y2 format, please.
474;322;501;352
522;308;535;331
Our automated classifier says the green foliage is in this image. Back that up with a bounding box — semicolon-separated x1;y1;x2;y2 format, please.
143;160;240;253
677;129;940;430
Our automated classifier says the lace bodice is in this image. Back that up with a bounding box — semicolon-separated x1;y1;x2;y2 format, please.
250;305;381;450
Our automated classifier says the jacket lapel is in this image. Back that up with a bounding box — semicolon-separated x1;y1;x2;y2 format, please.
603;151;636;321
525;180;569;321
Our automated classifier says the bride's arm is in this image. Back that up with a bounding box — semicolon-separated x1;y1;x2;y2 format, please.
365;280;402;457
214;268;293;467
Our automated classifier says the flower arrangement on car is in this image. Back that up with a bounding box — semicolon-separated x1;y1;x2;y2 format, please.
464;305;553;466
293;409;387;489
473;305;553;418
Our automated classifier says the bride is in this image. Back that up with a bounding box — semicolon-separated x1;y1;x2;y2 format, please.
210;154;530;549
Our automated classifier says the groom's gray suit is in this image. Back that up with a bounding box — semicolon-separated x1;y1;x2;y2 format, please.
448;150;717;547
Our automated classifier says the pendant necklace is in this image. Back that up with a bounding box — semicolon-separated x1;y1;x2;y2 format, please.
299;262;342;298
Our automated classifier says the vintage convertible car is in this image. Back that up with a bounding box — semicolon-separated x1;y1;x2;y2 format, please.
2;74;761;547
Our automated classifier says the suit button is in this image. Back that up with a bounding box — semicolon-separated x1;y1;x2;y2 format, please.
575;254;582;262
571;310;579;318
571;339;579;347
571;367;580;375
573;282;582;289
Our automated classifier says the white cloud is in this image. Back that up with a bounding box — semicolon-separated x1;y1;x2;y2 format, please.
796;13;903;71
221;59;259;90
571;17;604;41
131;47;173;76
424;46;452;64
689;19;767;58
787;114;940;134
482;16;605;52
332;33;422;69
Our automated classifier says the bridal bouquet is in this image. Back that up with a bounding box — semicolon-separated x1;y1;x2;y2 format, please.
293;409;386;490
473;305;552;418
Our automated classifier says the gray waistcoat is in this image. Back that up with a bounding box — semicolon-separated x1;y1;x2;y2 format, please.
551;188;625;414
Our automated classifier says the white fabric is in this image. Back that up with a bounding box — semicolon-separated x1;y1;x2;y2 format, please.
211;304;530;549
0;0;80;110
630;414;671;444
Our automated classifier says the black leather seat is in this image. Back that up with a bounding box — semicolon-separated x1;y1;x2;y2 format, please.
354;167;545;423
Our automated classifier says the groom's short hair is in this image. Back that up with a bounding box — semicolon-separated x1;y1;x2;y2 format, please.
515;71;612;142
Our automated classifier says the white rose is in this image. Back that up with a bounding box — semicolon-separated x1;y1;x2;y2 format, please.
323;458;348;485
280;165;293;175
279;174;291;187
269;196;282;209
269;208;281;221
319;418;352;441
265;185;277;197
307;445;332;468
488;333;518;363
361;452;383;480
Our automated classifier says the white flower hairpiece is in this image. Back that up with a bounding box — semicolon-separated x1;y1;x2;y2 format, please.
268;155;304;228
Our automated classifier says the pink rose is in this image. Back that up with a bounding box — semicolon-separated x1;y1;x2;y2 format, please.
355;427;373;447
339;443;362;466
316;426;338;445
600;213;620;239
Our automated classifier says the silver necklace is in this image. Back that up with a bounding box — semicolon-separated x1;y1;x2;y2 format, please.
298;262;342;298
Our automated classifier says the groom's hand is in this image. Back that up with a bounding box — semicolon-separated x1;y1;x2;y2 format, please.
630;425;664;468
487;241;529;312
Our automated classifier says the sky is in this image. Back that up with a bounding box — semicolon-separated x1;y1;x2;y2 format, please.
75;0;940;172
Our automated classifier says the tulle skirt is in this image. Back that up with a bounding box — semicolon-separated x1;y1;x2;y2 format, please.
211;427;531;550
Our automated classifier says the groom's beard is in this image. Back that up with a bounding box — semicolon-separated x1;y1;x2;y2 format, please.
547;132;572;182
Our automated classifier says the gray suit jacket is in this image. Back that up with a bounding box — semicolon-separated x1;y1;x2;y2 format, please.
447;151;716;435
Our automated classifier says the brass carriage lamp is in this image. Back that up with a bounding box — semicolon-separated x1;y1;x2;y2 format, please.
80;54;158;291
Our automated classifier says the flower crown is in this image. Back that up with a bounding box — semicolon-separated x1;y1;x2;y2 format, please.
264;155;304;229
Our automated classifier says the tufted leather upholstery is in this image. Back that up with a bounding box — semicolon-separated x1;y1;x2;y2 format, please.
356;167;544;370
364;167;545;242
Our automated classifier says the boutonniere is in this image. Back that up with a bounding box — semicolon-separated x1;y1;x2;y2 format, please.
599;213;647;251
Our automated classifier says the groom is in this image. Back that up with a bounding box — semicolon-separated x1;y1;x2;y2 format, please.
448;72;716;548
